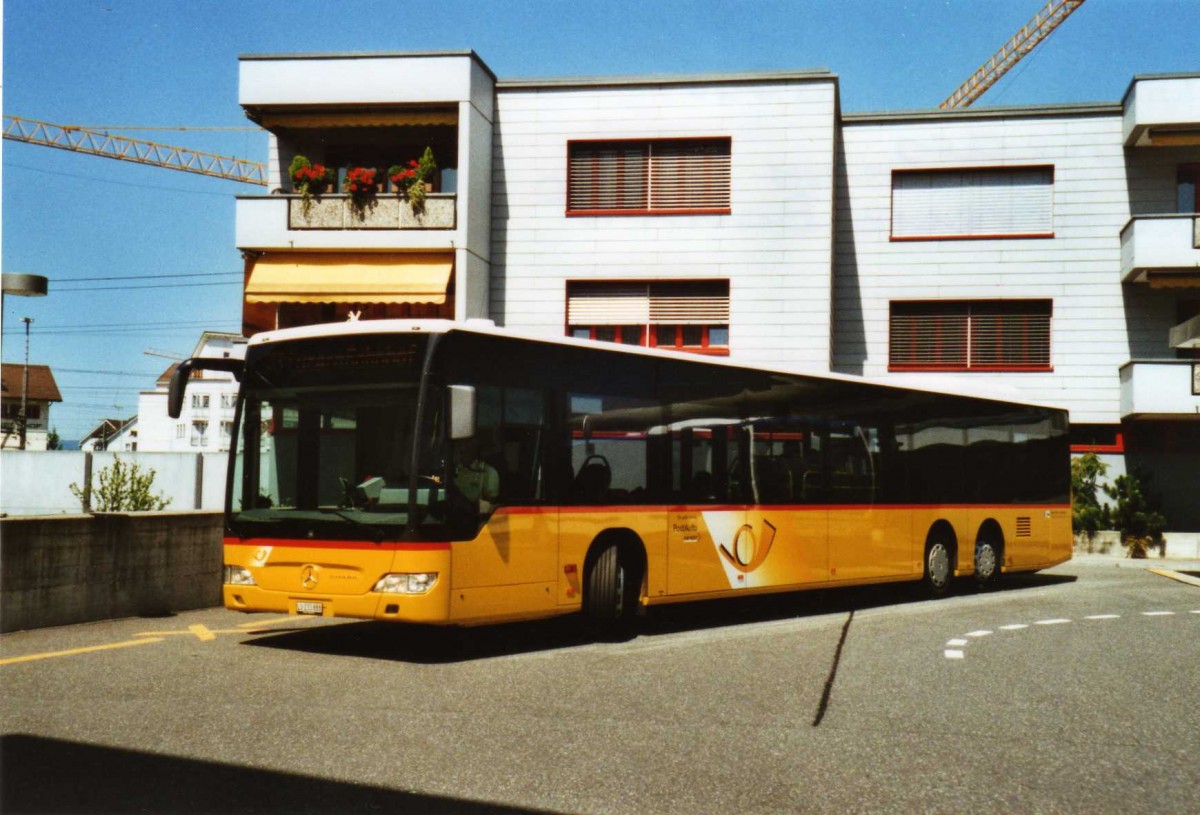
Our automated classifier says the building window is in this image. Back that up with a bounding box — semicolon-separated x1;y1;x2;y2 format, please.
567;280;730;355
889;300;1052;371
1178;164;1200;213
220;393;236;409
220;421;233;440
176;423;186;440
191;420;209;447
891;166;1054;240
191;393;210;410
567;138;732;215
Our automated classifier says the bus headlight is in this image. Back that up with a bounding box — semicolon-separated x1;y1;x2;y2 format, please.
373;573;438;595
224;566;256;586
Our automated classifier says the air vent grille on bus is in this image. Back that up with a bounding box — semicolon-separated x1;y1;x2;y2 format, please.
1016;517;1032;537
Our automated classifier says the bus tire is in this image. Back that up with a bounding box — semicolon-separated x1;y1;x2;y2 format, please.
923;536;953;598
584;541;638;635
974;537;1001;589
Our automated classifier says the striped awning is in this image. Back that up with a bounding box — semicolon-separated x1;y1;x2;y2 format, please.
245;252;453;304
259;109;457;129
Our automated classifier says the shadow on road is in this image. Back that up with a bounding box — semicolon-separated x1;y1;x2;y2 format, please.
0;734;546;815
241;572;1076;665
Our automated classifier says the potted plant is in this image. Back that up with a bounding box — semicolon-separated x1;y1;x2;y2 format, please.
389;147;437;213
344;166;378;217
289;155;333;214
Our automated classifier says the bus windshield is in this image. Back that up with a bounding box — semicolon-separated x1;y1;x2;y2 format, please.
227;333;457;541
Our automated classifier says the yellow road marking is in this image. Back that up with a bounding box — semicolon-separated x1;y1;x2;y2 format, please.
1149;568;1200;589
0;637;164;667
189;624;216;641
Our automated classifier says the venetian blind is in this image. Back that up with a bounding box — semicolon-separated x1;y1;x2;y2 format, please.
568;139;731;213
891;167;1054;239
568;281;730;325
889;301;1051;369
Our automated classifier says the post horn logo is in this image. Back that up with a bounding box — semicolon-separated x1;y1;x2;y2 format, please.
718;519;777;573
300;564;319;590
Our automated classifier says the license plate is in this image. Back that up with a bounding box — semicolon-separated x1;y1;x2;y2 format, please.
295;601;324;615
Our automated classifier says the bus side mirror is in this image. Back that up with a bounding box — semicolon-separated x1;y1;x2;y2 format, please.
167;357;243;419
167;360;196;419
449;385;477;440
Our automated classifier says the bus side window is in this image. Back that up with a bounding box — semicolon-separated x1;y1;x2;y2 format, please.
460;385;549;505
568;392;660;504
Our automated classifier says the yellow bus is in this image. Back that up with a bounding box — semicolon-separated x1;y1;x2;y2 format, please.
170;320;1072;628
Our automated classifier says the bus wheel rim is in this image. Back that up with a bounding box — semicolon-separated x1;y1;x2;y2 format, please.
929;544;950;587
976;543;997;580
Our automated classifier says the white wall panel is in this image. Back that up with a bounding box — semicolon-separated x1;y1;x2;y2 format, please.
835;113;1137;423
491;79;838;370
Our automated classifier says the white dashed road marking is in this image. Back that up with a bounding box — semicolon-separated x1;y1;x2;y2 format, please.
943;606;1195;661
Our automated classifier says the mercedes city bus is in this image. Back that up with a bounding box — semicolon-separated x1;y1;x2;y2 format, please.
170;319;1072;627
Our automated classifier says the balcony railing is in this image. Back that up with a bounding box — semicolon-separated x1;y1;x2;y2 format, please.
1119;360;1200;418
287;194;456;231
1119;215;1200;283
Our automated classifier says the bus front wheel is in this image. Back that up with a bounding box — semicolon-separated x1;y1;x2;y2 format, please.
584;542;639;632
923;538;953;597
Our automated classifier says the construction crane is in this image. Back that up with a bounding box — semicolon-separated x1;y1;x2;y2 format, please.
2;115;267;185
940;0;1086;109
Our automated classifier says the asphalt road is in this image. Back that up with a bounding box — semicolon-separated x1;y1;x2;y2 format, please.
2;554;1197;814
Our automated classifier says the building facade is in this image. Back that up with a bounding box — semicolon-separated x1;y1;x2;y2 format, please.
1;363;62;451
233;53;1200;529
135;332;246;453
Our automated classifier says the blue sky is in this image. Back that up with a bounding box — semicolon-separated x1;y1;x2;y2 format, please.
3;0;1199;440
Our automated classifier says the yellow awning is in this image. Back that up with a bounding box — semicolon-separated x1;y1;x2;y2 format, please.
259;109;457;129
245;253;453;304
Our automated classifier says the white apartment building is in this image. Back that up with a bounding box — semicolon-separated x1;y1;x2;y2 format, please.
136;332;245;452
233;52;1200;529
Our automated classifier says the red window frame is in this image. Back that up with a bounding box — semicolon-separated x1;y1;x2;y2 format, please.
566;137;732;217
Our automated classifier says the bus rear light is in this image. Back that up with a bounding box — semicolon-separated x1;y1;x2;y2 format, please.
373;573;438;595
224;566;256;586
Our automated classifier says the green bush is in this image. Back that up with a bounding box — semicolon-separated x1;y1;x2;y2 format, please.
1070;453;1109;545
70;455;173;512
1103;468;1166;558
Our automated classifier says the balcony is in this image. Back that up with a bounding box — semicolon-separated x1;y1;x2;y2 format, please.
1120;360;1200;419
1122;74;1200;147
1119;215;1200;285
236;194;459;252
287;194;455;230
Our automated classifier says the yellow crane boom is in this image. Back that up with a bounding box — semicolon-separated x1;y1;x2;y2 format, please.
2;115;267;185
940;0;1086;109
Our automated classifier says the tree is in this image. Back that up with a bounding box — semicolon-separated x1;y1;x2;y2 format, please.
70;455;172;512
1070;453;1109;544
1103;468;1166;558
46;427;61;450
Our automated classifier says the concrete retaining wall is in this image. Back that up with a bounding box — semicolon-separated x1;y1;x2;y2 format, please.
0;512;223;633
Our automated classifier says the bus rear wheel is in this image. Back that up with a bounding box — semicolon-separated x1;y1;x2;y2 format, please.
974;539;1000;589
923;538;953;597
584;542;639;635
